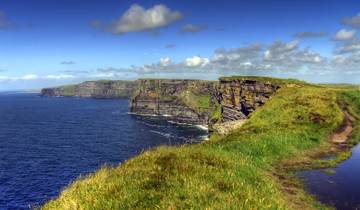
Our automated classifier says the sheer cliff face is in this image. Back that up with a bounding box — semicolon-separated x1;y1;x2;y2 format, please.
214;78;280;122
41;81;136;98
130;80;216;125
41;77;281;127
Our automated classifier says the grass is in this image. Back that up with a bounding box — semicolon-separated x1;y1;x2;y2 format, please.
58;85;77;96
220;76;306;86
180;91;211;113
43;82;360;210
339;89;360;145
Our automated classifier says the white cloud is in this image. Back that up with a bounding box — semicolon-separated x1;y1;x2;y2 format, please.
0;76;9;80
21;74;38;80
109;4;182;34
185;56;209;67
44;74;74;79
128;40;329;76
160;57;172;67
93;72;115;78
264;40;299;61
334;29;357;41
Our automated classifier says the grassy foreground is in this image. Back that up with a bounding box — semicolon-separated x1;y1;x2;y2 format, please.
43;84;360;209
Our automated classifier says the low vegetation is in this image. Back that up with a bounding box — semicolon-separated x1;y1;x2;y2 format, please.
220;76;306;86
180;91;211;113
43;81;360;209
58;85;77;96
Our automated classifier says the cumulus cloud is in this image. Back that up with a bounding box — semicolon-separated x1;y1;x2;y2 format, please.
330;52;360;73
60;61;75;65
293;31;328;38
212;44;265;71
180;24;207;33
264;40;299;62
335;39;360;54
185;56;210;67
342;13;360;28
108;4;182;34
129;40;328;76
334;29;357;41
160;57;172;67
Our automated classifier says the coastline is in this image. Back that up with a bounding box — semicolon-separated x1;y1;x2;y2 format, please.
41;79;360;209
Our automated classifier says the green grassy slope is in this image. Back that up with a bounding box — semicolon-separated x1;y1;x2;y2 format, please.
58;85;77;96
43;83;360;210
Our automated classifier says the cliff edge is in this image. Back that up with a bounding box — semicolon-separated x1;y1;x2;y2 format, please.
41;80;136;98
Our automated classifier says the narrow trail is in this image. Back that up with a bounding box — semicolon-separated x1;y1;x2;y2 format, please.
331;105;356;146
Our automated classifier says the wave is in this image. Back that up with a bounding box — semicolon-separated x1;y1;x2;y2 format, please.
149;130;173;139
194;125;208;131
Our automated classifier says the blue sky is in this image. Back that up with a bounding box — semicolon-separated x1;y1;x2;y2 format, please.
0;0;360;90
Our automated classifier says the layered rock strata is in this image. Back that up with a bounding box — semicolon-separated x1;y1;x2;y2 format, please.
130;79;216;125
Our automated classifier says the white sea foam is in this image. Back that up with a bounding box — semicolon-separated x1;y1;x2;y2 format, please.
161;114;172;117
200;135;210;141
195;124;208;131
149;130;173;138
127;112;158;117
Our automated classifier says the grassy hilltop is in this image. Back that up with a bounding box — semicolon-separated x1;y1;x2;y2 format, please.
43;78;360;210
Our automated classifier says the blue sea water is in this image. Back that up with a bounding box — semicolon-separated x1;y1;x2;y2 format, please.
0;93;207;209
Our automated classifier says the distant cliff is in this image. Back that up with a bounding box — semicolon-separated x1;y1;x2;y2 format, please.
130;79;216;125
41;80;136;98
41;77;292;128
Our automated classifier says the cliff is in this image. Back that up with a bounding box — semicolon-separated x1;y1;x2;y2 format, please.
130;79;216;125
41;76;296;127
41;80;136;98
209;77;286;134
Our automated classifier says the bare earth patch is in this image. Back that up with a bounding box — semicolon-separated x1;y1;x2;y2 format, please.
331;109;356;144
212;119;246;136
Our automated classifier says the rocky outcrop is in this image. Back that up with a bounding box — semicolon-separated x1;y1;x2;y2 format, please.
41;80;136;98
210;77;281;134
130;79;216;125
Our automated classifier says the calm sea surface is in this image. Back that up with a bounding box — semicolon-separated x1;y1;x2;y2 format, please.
0;93;207;209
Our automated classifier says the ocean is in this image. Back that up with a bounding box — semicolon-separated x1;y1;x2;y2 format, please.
0;93;207;209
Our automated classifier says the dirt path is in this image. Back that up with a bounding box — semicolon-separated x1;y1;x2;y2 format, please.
331;108;356;145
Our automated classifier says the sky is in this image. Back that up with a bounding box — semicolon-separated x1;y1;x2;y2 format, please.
0;0;360;90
